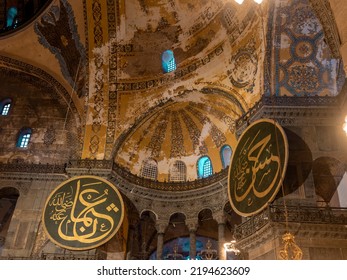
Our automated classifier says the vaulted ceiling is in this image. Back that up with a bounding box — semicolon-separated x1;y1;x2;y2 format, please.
0;0;345;183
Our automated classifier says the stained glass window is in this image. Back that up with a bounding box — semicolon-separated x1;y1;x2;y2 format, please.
17;128;32;148
198;156;213;178
162;50;176;73
1;99;11;115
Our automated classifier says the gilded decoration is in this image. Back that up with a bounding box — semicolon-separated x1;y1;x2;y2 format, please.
114;90;242;182
105;0;118;159
116;44;224;92
222;3;256;44
228;40;258;93
279;232;303;260
186;105;227;149
82;0;109;159
170;113;186;158
228;119;288;217
42;175;124;250
308;0;341;58
180;109;208;154
148;112;171;158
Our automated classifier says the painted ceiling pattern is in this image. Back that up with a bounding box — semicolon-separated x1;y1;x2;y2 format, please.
1;0;345;186
115;91;241;182
271;0;345;96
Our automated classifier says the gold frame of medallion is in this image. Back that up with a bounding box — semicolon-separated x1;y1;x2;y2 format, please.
42;175;125;251
227;118;289;217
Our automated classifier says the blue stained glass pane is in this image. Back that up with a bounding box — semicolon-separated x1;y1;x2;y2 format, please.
162;50;176;73
17;128;32;148
198;156;213;178
6;7;18;28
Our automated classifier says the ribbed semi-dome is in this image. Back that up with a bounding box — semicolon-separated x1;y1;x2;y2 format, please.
111;0;262;185
114;89;245;182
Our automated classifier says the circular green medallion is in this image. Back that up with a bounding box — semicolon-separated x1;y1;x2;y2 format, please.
228;119;288;217
43;175;124;250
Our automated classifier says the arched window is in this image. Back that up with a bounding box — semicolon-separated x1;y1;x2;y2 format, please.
221;145;232;168
16;128;32;148
169;160;187;182
197;156;213;179
141;159;158;180
161;50;176;73
0;99;12;115
6;7;18;29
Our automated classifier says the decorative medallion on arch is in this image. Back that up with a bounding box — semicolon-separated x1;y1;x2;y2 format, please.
228;40;258;93
228;119;288;217
42;176;124;250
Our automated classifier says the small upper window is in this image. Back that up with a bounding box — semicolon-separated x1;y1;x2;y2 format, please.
1;99;12;115
169;160;187;182
17;128;32;148
1;1;53;35
161;50;176;73
6;7;18;29
197;156;213;179
221;145;232;168
141;159;158;180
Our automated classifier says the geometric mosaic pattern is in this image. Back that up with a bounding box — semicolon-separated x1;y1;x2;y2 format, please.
272;0;344;97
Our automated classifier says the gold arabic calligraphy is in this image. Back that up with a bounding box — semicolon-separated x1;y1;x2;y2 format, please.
47;180;118;244
233;130;281;206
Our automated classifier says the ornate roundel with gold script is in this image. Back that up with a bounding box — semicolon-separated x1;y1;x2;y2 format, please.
228;119;288;217
42;175;124;250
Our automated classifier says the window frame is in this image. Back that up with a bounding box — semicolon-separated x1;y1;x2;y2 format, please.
169;160;187;182
141;158;158;180
220;144;232;169
16;128;32;148
197;156;213;179
161;50;177;73
0;98;12;116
